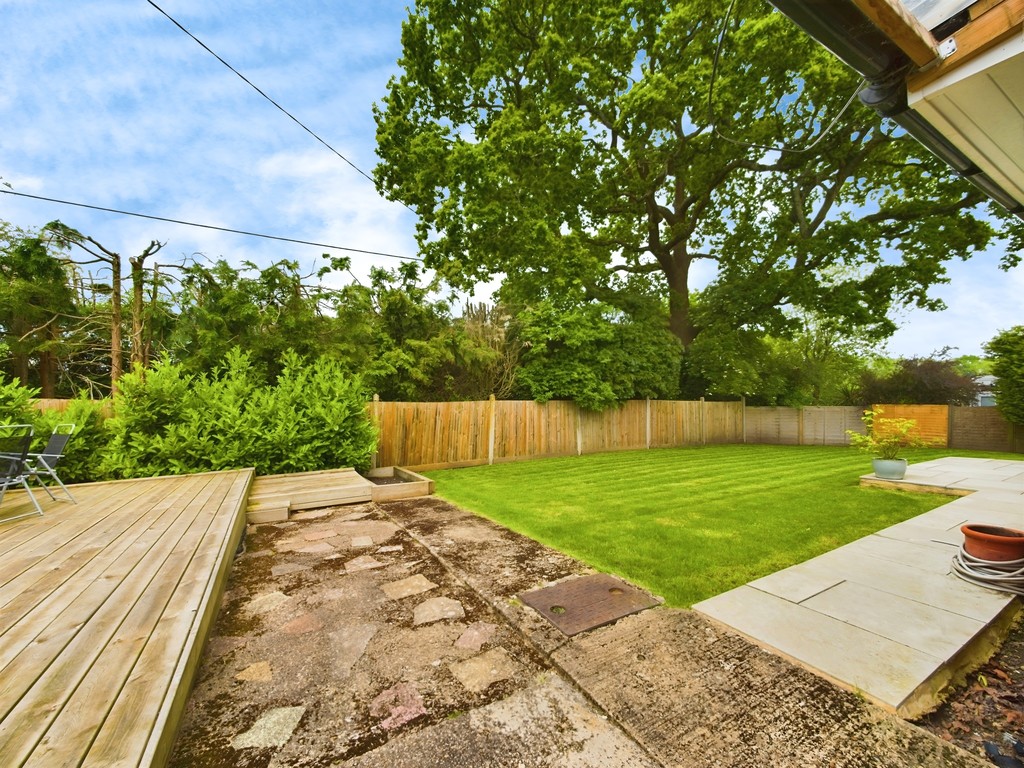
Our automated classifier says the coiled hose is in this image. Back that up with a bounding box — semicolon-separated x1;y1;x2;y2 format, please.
952;547;1024;597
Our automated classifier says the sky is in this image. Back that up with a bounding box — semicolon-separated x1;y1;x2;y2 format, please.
2;0;1020;359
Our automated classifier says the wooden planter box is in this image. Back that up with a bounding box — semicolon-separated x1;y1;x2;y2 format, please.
365;466;435;502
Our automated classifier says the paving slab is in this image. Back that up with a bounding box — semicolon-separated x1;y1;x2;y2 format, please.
380;574;438;600
696;457;1023;718
231;706;306;750
413;596;465;625
800;580;984;659
449;647;520;693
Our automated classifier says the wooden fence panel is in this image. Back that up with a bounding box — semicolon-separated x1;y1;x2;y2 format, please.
374;400;490;470
950;406;1017;452
649;400;703;447
579;400;648;454
492;400;577;462
873;404;948;446
705;401;744;444
744;407;800;445
802;407;864;445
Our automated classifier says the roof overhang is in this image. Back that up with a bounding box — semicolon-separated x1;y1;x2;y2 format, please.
768;0;1024;220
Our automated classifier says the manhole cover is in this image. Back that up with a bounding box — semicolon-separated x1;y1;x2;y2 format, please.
519;573;659;636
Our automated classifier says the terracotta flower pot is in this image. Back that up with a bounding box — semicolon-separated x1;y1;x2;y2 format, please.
960;523;1024;562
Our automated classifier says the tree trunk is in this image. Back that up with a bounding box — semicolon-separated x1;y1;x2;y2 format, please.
110;257;122;392
665;256;697;349
38;350;56;398
130;255;145;370
129;241;162;372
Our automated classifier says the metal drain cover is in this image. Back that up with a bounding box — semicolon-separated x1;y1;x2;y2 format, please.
519;573;659;636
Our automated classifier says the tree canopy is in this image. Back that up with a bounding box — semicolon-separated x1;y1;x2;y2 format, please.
374;0;1013;391
986;326;1024;425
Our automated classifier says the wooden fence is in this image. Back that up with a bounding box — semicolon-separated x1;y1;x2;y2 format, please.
372;397;744;470
743;406;865;446
31;397;1022;471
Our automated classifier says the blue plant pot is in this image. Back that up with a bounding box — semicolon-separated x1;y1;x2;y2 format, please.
872;458;908;480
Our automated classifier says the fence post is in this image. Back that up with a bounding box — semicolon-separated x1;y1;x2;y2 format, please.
741;396;746;444
947;404;955;449
700;397;706;446
487;394;496;465
797;407;805;446
646;397;651;450
576;404;583;456
371;394;381;470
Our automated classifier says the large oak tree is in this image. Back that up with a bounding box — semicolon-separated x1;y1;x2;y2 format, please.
375;0;1014;391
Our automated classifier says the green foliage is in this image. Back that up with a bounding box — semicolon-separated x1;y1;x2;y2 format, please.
102;350;376;478
33;396;111;484
0;225;77;396
375;0;1006;396
512;298;680;410
846;408;930;460
985;326;1024;425
0;374;38;424
170;259;338;381
856;356;979;405
336;266;519;401
953;354;993;377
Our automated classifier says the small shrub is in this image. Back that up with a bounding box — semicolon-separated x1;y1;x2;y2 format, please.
0;376;38;425
102;349;376;478
33;395;112;484
846;408;929;459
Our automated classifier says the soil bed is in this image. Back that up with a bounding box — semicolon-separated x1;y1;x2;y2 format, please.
917;613;1024;760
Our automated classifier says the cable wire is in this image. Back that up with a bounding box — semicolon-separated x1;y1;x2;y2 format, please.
1;189;421;262
146;0;416;213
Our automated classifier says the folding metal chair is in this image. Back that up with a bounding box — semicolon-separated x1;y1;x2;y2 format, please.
0;424;44;521
25;423;77;504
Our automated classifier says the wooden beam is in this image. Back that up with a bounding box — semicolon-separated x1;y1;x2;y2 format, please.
909;0;1024;89
851;0;941;67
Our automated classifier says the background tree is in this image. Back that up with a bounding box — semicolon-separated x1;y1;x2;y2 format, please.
0;225;76;396
337;264;517;401
375;0;1012;392
170;258;337;380
855;355;979;406
510;294;681;409
985;326;1024;425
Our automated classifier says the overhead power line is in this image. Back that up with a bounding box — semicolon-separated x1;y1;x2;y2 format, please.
145;0;415;213
1;189;421;262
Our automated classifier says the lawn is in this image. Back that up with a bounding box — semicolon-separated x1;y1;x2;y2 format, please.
424;444;1022;607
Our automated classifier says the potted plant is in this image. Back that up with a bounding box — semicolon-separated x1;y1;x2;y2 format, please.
846;408;928;480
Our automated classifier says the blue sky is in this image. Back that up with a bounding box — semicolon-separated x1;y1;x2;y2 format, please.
2;0;1020;359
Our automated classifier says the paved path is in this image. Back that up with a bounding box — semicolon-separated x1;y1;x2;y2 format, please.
695;457;1024;718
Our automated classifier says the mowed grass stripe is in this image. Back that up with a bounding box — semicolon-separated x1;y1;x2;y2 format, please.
426;445;1022;606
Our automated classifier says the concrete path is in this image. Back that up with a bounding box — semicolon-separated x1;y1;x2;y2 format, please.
695;457;1024;718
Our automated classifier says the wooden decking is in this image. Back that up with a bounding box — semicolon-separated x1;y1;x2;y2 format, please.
0;469;252;768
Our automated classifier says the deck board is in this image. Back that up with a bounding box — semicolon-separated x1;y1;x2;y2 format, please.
0;469;251;767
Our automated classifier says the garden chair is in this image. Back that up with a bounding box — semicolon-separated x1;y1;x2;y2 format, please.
25;423;77;504
0;424;44;521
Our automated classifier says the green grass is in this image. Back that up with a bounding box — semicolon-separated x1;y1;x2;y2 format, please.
424;444;1022;608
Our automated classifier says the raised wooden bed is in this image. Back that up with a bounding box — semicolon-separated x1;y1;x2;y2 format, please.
365;466;435;502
